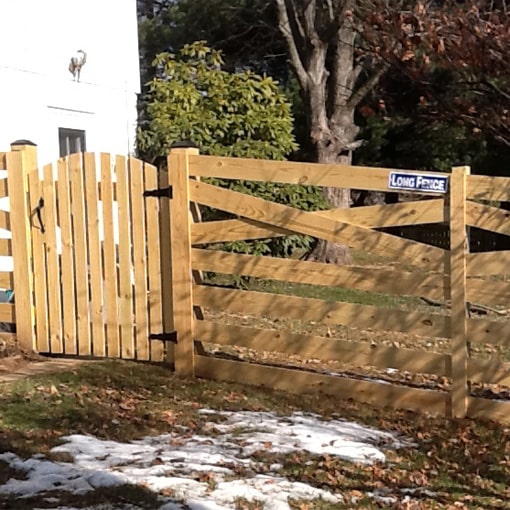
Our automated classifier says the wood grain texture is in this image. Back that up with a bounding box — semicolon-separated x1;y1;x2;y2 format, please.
468;397;510;424
145;162;164;362
195;320;449;375
130;157;149;360
195;355;448;415
43;163;63;353
188;154;449;195
190;180;445;271
69;153;91;356
449;166;469;418
169;148;197;375
84;154;105;357
191;199;445;245
7;147;35;351
100;154;120;358
116;155;134;359
467;174;510;202
192;248;445;300
193;285;449;338
28;168;49;353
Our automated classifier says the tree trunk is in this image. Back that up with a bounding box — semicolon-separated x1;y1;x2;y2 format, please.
307;112;356;265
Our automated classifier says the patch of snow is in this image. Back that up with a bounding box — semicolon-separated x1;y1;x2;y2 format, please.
0;409;409;509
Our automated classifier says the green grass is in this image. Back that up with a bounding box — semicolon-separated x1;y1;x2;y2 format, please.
205;273;423;310
0;360;509;509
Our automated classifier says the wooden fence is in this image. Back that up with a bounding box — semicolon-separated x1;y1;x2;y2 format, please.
171;148;510;423
0;142;173;362
1;143;510;423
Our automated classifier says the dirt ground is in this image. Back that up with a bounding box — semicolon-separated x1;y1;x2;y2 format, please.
0;334;45;373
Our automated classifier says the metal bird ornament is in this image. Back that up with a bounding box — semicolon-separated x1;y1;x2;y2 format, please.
69;50;87;82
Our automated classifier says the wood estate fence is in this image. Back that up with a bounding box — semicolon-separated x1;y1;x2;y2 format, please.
1;142;510;423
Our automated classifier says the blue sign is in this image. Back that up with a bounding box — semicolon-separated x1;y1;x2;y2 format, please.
388;172;448;193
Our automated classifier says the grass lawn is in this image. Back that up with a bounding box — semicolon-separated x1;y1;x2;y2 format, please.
0;360;509;509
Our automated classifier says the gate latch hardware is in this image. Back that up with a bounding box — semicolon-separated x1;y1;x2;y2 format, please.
143;186;173;199
149;331;178;344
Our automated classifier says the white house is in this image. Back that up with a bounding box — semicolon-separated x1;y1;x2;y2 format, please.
0;0;141;166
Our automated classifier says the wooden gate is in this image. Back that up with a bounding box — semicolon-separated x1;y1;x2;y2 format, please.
6;146;173;362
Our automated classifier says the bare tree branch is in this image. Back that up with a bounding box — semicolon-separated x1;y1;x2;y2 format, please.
275;0;309;88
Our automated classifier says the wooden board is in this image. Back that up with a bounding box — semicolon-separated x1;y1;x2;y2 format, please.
0;238;12;258
188;154;449;195
468;358;510;387
7;148;35;351
145;163;164;362
192;249;445;300
449;166;469;418
466;278;510;307
467;318;509;347
28;169;49;353
318;199;445;227
189;180;446;271
0;303;15;322
129;157;149;360
195;320;449;375
0;272;13;289
467;252;510;277
192;218;289;244
0;179;8;199
159;168;174;363
191;199;445;245
100;153;120;358
193;285;449;338
467;201;510;235
195;355;448;415
468;397;510;424
84;153;105;357
0;210;11;233
69;153;91;355
168;149;196;375
467;175;510;202
116;155;134;359
43;163;63;353
0;153;6;170
56;158;76;355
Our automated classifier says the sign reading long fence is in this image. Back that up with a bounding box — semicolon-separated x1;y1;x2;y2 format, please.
2;144;510;423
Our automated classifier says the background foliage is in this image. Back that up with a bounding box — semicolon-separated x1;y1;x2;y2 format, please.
137;42;329;258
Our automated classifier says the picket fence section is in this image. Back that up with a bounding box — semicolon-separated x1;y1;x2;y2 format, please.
1;143;510;423
2;142;172;363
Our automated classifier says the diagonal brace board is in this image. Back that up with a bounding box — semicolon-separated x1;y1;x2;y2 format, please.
192;199;445;245
189;180;446;271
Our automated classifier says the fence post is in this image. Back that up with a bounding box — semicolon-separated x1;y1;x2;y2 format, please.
168;143;199;376
449;165;470;418
7;141;37;352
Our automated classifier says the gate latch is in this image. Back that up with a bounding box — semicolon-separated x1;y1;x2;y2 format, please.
149;331;178;344
143;186;173;199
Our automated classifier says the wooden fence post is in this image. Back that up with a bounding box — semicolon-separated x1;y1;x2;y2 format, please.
7;141;37;352
168;143;199;376
449;165;470;418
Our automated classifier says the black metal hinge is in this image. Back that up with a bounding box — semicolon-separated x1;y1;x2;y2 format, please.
149;331;178;344
143;186;173;199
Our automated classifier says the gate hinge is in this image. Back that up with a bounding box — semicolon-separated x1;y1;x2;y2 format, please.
143;186;173;198
149;331;178;344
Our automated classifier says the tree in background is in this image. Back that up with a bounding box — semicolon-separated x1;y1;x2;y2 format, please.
137;42;329;258
137;0;510;261
274;0;431;262
415;1;509;150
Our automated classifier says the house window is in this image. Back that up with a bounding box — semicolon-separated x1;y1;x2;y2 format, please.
59;128;86;157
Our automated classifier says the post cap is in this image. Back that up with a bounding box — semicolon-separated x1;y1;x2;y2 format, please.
11;139;37;147
171;139;198;149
